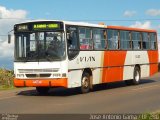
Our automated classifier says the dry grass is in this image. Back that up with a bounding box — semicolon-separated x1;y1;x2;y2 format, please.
0;68;14;89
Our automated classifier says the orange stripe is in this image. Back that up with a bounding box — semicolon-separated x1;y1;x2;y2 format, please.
14;80;24;86
14;78;68;88
147;51;159;76
102;51;127;83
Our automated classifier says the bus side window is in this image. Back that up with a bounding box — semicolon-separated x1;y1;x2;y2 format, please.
150;33;157;50
120;30;131;50
79;27;93;50
142;32;149;50
108;29;119;50
93;29;106;50
132;32;141;50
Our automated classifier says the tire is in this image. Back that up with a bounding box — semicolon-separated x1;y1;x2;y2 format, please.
125;67;140;85
125;79;133;86
81;72;90;93
36;87;50;95
133;67;141;85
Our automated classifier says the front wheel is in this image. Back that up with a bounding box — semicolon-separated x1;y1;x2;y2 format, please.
81;73;91;93
36;87;50;95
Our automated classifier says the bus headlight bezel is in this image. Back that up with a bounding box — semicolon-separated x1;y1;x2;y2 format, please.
17;74;25;78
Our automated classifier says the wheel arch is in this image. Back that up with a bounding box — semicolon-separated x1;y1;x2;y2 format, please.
82;68;93;76
135;64;141;73
81;68;93;91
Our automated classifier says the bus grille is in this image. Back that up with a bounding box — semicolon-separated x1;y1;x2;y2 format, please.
26;74;51;78
18;69;59;73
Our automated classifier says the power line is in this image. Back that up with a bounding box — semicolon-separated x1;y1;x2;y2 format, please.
0;18;30;20
0;18;160;22
67;19;160;22
0;35;8;36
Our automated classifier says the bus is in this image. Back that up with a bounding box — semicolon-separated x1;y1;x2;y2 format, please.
158;40;160;71
9;20;159;94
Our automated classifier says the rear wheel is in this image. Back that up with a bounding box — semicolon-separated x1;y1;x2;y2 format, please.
133;67;140;85
125;66;140;85
81;73;90;93
36;87;50;95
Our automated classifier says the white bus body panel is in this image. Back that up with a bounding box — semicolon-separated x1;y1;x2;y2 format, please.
68;51;104;88
123;51;149;80
14;61;68;79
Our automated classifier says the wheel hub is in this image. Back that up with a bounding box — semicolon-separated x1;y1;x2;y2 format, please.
135;71;140;82
82;77;89;88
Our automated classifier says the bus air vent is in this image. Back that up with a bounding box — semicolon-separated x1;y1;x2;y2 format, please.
18;69;59;73
26;74;51;78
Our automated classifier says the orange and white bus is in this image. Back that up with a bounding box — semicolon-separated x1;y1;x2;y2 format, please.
10;20;159;94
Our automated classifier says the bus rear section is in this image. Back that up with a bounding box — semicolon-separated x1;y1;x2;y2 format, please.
66;24;159;93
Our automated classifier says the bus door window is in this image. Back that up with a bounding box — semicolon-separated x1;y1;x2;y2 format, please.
16;35;27;58
79;27;93;50
67;27;78;50
66;26;79;60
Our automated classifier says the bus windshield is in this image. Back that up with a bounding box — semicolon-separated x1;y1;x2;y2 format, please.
15;32;66;62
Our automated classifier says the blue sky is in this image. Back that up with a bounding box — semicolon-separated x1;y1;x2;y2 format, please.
0;0;160;69
1;0;160;24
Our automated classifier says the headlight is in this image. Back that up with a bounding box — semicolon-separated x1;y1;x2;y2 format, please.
62;73;66;77
17;74;25;78
52;73;61;77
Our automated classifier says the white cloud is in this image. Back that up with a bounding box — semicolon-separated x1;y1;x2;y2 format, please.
130;21;151;29
146;9;160;16
0;6;28;69
123;10;136;17
0;6;27;19
0;36;14;58
158;25;160;29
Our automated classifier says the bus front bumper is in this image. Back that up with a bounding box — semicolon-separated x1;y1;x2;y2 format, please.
14;78;68;88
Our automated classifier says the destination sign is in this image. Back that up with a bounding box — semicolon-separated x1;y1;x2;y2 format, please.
15;22;63;32
17;25;28;31
33;23;60;30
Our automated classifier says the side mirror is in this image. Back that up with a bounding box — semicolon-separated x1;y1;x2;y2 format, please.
8;34;11;44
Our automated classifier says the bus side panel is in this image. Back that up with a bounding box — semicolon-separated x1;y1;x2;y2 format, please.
148;50;159;76
102;51;127;83
68;51;104;87
68;70;82;88
123;51;150;80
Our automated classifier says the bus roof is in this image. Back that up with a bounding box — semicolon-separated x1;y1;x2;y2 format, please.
15;20;106;28
15;20;156;33
107;25;156;33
